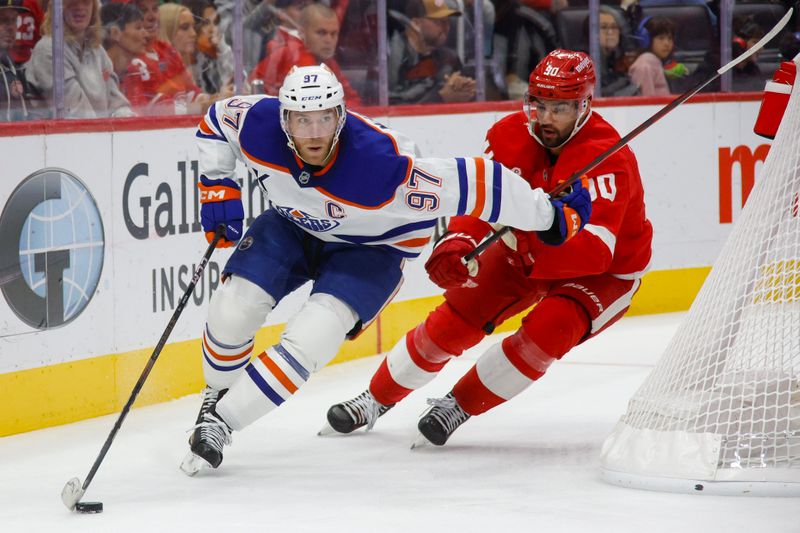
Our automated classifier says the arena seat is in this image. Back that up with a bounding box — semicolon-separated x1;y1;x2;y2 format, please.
555;4;714;64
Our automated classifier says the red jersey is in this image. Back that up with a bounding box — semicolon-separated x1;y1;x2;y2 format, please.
123;40;200;113
452;110;652;279
10;0;43;65
249;27;362;106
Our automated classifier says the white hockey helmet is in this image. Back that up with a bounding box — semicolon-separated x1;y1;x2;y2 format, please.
279;64;347;161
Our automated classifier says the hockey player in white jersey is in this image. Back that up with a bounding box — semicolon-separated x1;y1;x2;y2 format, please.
181;64;592;475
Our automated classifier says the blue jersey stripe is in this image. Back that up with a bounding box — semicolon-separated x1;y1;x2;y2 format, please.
195;131;226;142
333;219;437;245
274;344;310;381
207;103;223;135
202;348;250;372
456;158;468;216
246;364;286;406
488;161;502;223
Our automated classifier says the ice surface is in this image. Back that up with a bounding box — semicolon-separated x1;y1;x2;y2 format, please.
0;312;794;532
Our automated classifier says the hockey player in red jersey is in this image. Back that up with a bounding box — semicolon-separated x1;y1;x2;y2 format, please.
324;49;653;446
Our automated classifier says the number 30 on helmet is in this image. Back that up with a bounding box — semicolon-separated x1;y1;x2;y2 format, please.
528;49;597;101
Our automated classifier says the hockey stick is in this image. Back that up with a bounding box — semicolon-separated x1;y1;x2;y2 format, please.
463;7;793;264
61;225;226;512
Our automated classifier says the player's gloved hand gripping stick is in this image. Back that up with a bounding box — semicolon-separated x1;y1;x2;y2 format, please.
199;176;245;248
463;7;794;268
61;225;226;514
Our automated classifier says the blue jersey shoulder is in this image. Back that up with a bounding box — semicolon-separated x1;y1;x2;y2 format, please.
238;99;412;207
314;114;412;207
238;97;294;166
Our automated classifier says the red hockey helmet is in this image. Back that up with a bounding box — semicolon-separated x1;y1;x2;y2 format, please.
528;49;596;101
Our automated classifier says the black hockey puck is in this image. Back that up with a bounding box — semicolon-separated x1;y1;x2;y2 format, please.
75;501;103;513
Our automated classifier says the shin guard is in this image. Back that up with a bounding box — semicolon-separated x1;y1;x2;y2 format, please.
369;301;485;406
216;344;310;431
453;296;589;415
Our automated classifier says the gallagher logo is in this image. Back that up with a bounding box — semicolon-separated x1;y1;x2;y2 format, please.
0;169;105;329
274;205;340;232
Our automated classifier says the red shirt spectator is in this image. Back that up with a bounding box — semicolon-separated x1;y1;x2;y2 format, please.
9;0;42;64
124;39;200;113
250;5;363;106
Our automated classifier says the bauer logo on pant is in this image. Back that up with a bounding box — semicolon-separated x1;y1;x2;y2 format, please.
0;168;105;329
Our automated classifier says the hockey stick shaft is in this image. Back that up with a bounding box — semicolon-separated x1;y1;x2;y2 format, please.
463;8;793;263
76;226;224;496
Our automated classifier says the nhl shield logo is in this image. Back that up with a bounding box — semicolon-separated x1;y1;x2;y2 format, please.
238;236;254;251
298;171;311;184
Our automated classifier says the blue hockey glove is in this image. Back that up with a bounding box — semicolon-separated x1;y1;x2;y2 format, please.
199;175;244;248
537;176;592;245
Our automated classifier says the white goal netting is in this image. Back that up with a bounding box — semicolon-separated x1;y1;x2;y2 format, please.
600;66;800;496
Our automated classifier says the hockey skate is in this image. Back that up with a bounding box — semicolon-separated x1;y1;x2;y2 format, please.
319;390;394;435
413;392;471;448
180;387;232;476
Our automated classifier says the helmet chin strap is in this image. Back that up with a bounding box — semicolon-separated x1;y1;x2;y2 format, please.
528;97;593;150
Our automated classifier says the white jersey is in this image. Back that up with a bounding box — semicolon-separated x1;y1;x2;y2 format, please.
197;95;554;258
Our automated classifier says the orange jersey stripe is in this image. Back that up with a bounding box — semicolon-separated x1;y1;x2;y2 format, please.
198;118;215;135
468;158;486;218
203;334;252;362
392;236;431;248
259;352;299;394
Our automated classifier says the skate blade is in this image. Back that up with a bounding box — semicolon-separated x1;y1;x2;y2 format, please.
180;451;213;477
410;434;430;450
317;422;337;436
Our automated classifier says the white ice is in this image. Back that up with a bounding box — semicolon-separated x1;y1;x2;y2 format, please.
1;312;795;533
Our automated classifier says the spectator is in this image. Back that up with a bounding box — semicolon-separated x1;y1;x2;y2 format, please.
730;14;767;92
584;5;639;96
182;0;234;96
9;0;43;66
628;16;686;95
216;0;280;74
246;0;313;95
689;14;768;93
520;0;568;15
26;0;134;118
250;3;361;104
101;3;147;82
494;0;560;100
158;3;196;69
388;0;476;104
336;0;378;68
779;31;800;61
127;0;210;115
1;0;30;120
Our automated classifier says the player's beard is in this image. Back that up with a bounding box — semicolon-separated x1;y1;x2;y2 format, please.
537;124;569;148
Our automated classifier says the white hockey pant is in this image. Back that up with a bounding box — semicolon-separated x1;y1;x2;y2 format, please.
216;291;359;431
202;276;276;390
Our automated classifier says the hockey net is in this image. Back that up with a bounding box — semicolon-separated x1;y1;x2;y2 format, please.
600;70;800;496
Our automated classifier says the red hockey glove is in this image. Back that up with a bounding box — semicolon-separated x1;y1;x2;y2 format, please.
537;176;591;245
424;232;479;289
199;175;244;248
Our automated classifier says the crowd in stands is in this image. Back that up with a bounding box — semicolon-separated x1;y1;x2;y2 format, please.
0;0;798;121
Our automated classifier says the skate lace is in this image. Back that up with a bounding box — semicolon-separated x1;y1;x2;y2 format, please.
343;391;384;431
426;394;469;435
199;387;219;414
192;412;233;450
